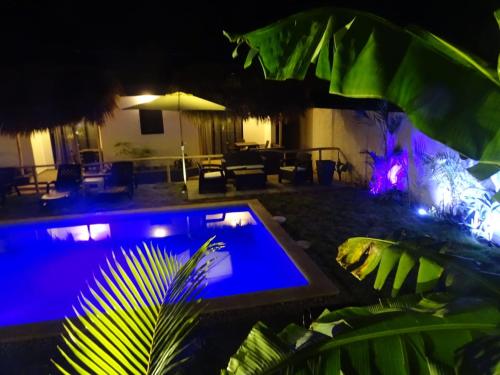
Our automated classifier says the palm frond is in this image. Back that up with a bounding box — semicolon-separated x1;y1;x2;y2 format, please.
52;237;220;374
223;296;500;375
336;237;500;298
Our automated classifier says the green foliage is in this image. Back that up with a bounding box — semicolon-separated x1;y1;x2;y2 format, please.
222;295;500;374
455;333;500;374
226;7;500;170
53;238;222;374
422;152;479;214
336;237;500;298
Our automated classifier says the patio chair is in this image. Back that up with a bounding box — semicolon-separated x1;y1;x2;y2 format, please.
259;150;283;175
0;168;17;206
198;163;226;194
41;164;82;207
279;152;313;184
0;167;34;204
101;161;135;198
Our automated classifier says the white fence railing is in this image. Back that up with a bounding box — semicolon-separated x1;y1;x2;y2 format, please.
2;147;350;194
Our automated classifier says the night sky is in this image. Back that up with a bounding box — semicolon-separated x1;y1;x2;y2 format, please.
0;0;498;92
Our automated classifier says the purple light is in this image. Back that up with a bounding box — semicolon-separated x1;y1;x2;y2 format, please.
387;164;402;184
369;149;408;195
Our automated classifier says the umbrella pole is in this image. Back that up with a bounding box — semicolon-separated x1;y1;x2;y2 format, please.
179;100;187;187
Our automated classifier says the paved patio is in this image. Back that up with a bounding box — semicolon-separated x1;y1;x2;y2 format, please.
0;174;347;221
186;174;338;200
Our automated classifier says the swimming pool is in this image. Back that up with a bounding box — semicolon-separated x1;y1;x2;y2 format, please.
0;200;335;337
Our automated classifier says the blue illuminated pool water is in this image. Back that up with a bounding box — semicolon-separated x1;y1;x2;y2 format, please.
0;204;308;327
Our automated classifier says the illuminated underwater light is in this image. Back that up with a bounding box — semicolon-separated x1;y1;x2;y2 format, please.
417;208;428;216
150;226;170;238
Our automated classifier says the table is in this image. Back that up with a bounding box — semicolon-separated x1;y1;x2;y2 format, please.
83;176;105;194
233;169;266;190
234;142;259;150
82;169;110;194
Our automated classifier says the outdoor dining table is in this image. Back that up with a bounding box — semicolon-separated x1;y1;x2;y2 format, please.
234;141;259;150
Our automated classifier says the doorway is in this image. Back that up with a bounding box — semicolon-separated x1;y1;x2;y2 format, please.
49;122;101;165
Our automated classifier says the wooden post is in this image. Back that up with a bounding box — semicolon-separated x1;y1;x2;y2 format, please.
97;125;104;169
16;134;24;174
166;164;172;184
32;166;40;194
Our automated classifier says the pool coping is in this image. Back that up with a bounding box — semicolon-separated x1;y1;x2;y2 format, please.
0;199;338;342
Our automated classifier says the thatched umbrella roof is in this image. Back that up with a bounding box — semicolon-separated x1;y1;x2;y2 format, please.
157;63;312;124
0;64;120;134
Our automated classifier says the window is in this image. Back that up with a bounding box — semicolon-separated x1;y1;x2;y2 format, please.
139;110;164;134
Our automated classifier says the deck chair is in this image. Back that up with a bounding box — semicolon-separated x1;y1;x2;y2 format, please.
101;161;135;198
279;152;313;184
41;164;82;206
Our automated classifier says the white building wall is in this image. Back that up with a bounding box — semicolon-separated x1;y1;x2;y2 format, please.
242;117;272;146
298;108;383;184
332;110;383;184
100;96;200;162
299;109;314;150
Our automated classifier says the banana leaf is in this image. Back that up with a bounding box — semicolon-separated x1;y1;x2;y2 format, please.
225;7;500;177
455;333;500;374
336;237;500;298
53;238;222;375
222;295;500;374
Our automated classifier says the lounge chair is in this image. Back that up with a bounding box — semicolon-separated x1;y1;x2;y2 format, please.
198;163;226;194
41;164;82;207
101;161;135;198
279;152;313;184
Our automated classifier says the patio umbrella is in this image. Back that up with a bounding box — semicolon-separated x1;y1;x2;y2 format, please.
124;91;226;185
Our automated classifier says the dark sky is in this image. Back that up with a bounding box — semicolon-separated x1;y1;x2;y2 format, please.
1;0;499;91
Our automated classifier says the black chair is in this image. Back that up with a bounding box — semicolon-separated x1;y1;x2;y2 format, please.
101;161;135;198
80;149;100;172
0;168;18;205
0;167;33;203
258;150;283;175
279;152;313;184
41;164;82;206
198;163;226;194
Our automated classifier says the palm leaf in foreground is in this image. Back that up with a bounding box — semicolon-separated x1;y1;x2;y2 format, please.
52;237;221;375
336;237;500;298
222;295;500;375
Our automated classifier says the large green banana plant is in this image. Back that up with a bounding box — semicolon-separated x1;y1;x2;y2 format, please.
336;237;500;298
222;295;500;374
52;238;222;374
225;7;500;182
